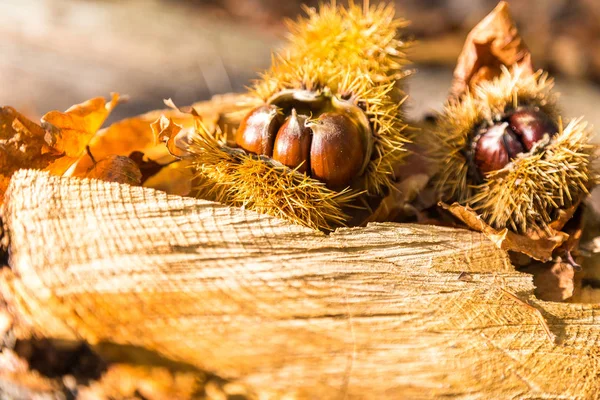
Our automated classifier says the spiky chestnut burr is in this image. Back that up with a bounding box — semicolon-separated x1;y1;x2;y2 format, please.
183;2;411;231
432;67;595;234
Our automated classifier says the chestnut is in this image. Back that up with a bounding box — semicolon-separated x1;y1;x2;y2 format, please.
509;108;558;151
235;105;282;156
272;109;312;173
473;108;558;177
474;122;524;175
308;112;368;189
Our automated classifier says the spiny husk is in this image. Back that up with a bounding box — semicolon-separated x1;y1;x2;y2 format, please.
433;66;595;233
188;122;360;231
189;2;411;230
284;1;411;85
253;2;411;197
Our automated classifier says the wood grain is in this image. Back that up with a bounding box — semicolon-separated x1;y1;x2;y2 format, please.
1;170;599;399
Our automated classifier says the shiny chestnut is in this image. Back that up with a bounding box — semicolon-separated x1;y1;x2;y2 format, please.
235;105;282;156
308;112;367;190
272;109;312;173
509;108;558;151
472;107;558;177
474;122;524;175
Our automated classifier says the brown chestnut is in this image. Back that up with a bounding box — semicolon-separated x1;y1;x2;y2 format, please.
272;109;312;173
235;105;282;156
509;108;558;151
308;112;367;189
474;122;524;175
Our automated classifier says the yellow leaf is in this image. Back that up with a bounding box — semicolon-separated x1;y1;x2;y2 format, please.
41;93;120;157
143;160;193;196
71;107;198;176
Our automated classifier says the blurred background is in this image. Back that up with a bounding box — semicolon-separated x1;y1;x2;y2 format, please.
1;0;600;127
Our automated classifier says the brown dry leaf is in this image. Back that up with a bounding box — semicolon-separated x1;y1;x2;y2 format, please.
365;174;430;224
0;107;66;202
520;260;575;302
0;107;62;177
85;155;142;186
441;202;568;262
367;140;438;224
41;93;120;157
450;1;533;101
129;151;164;183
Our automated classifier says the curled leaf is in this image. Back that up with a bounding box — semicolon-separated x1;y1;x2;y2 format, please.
441;202;568;262
85;155;142;186
164;98;201;117
42;93;120;157
450;1;533;101
151;116;192;159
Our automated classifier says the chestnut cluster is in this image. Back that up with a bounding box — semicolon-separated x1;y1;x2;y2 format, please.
469;107;558;181
235;92;373;190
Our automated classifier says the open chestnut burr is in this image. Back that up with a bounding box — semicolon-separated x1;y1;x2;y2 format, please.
468;107;558;182
235;90;374;190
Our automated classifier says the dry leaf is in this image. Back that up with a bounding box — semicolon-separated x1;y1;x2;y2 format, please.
152;116;192;159
0;107;60;169
450;1;533;101
41;93;120;157
143;160;194;197
441;202;568;262
3;94;121;188
70;108;197;177
520;260;575;302
85;155;142;186
129;151;164;183
367;140;438;224
164;98;201;117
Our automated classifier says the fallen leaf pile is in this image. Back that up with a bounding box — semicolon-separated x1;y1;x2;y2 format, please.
0;94;123;202
0;93;252;204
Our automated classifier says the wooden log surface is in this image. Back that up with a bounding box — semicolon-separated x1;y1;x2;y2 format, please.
1;170;599;399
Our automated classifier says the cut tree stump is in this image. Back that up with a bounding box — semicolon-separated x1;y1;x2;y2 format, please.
1;170;599;399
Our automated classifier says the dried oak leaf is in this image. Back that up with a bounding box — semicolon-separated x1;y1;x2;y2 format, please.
0;95;120;202
450;1;533;101
42;93;120;157
41;93;122;176
69;106;200;177
85;155;142;186
0;109;59;202
440;202;576;262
